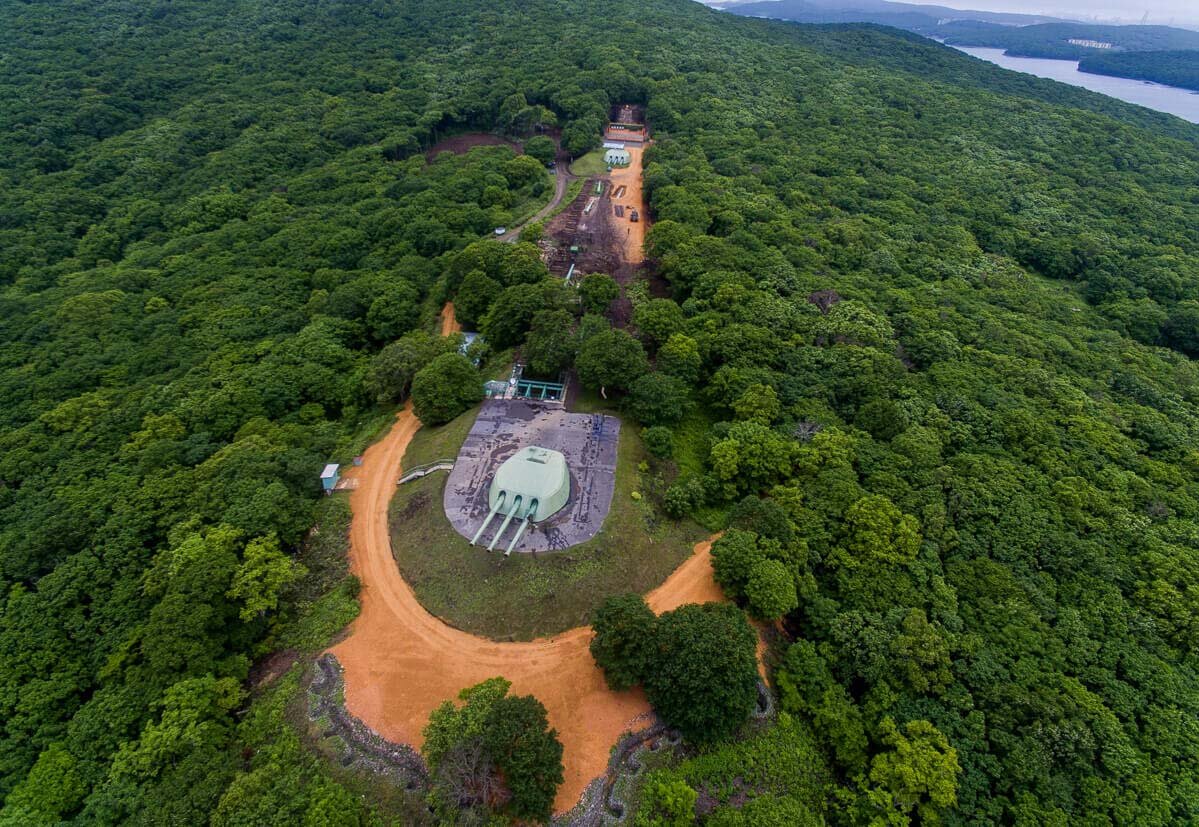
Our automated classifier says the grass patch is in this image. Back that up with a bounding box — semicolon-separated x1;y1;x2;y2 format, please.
569;149;608;177
389;411;707;639
403;403;480;469
671;407;713;479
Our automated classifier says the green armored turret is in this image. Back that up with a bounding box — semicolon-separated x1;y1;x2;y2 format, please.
470;446;570;554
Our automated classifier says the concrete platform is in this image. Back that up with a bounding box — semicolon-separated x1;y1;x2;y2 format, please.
443;400;620;553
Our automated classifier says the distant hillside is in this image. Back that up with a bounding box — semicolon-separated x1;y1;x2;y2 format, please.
1080;49;1199;92
731;0;1059;33
939;21;1199;60
731;2;1199;81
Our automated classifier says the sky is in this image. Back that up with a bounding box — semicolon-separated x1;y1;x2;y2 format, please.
902;0;1199;26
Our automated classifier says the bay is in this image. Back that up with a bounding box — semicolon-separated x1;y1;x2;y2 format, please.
955;46;1199;124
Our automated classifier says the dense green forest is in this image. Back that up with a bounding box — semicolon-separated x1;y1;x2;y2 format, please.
1080;49;1199;92
3;0;1199;824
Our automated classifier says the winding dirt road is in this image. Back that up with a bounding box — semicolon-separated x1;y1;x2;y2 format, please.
329;306;727;812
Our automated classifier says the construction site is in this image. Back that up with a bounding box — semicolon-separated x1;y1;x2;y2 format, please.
542;104;648;286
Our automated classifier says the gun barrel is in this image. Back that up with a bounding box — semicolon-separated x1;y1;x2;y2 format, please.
486;495;523;552
470;490;506;546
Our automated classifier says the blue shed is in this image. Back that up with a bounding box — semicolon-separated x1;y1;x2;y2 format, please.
320;463;341;493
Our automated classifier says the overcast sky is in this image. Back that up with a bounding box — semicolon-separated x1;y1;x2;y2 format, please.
932;0;1199;26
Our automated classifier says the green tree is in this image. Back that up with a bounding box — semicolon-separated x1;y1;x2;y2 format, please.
366;330;460;402
410;352;482;426
579;272;620;315
627;372;692;426
365;281;420;341
889;609;953;695
776;641;868;773
481;282;551;348
2;743;87;822
656;333;702;384
733;384;781;425
728;496;796;546
853;399;907;441
709;422;795;496
814;301;894;348
711;529;768;602
633;299;686;351
744;559;798;620
523;309;575;378
524;135;556;166
481;694;564;821
590;594;657;691
867;718;961;825
576;328;649;393
832;495;921;569
644;603;759;744
227;534;305;622
502;154;546;188
1164;300;1199;356
422;678;563;823
423;677;511;770
454;269;502;330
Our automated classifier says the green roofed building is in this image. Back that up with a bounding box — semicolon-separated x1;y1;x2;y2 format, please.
471;446;570;553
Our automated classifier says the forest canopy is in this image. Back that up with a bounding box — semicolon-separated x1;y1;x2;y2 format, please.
3;0;1199;825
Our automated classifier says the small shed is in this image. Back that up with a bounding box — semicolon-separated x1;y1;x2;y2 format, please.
320;463;341;493
604;148;631;166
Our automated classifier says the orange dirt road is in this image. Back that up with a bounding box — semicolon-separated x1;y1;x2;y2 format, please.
440;302;462;336
609;143;648;265
329;349;727;811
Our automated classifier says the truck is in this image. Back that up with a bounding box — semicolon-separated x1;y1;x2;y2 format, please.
629;209;639;222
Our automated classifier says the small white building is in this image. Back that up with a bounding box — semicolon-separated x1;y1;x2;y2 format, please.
604;148;631;166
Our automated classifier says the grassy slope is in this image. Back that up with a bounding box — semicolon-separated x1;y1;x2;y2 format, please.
569;149;609;177
389;406;706;639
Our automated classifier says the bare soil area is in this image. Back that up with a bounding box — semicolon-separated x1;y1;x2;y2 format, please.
425;132;520;162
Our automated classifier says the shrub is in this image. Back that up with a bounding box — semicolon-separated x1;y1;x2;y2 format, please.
706;795;821;827
636;770;697;826
643;426;674;458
